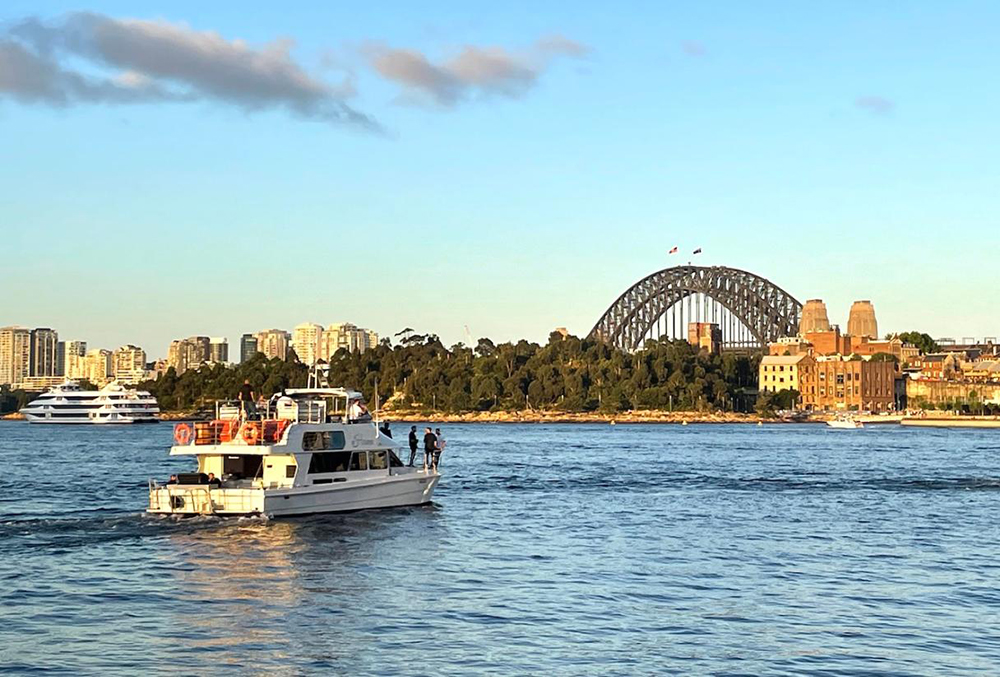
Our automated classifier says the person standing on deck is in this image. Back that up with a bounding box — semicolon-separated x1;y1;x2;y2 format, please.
408;426;418;466
423;427;436;470
433;428;446;469
238;380;256;419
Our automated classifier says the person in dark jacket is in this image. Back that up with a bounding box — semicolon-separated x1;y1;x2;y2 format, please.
238;380;257;419
408;426;418;466
423;427;436;470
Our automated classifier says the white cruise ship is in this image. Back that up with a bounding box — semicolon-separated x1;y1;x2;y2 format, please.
20;381;160;424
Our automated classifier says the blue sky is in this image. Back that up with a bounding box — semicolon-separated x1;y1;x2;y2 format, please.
2;2;998;358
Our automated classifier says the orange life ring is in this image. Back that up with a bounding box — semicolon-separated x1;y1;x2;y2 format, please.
174;423;193;446
242;422;260;445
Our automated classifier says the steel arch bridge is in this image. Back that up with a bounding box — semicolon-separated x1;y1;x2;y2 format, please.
589;265;802;352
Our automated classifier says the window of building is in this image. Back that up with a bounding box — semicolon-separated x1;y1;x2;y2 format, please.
836;374;845;384
819;372;825;381
308;451;351;473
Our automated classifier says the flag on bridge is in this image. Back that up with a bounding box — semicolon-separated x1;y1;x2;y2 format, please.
693;248;702;255
668;246;678;254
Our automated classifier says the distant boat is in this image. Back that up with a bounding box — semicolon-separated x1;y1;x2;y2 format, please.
20;380;160;424
827;415;864;429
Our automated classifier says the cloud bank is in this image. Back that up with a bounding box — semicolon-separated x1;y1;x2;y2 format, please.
0;12;379;130
364;35;590;107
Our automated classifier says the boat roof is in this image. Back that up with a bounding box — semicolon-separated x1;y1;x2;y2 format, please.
284;387;363;399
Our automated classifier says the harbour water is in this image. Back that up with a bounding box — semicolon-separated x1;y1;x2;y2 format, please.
2;421;1000;674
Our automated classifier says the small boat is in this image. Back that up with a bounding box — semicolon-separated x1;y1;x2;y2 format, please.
148;385;438;517
20;380;160;424
826;415;864;429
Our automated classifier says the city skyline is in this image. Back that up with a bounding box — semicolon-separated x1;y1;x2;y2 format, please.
3;2;998;351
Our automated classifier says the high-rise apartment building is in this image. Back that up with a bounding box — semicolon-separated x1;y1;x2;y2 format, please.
0;326;31;386
30;328;58;377
240;334;259;363
687;322;722;355
113;345;147;384
55;342;65;377
83;349;113;386
292;323;324;365
167;336;211;375
63;340;88;379
318;323;379;360
209;337;229;364
255;329;291;360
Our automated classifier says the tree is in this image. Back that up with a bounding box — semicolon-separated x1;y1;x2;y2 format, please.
897;331;940;355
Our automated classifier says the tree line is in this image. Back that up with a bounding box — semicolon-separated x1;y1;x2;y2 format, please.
138;332;760;414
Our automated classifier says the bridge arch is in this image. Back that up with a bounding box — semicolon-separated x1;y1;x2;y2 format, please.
589;266;802;351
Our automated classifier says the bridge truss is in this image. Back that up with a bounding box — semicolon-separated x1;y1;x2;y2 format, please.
589;266;802;352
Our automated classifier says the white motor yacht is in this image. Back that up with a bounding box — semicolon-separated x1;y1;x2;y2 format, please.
826;415;864;429
148;387;438;517
20;381;160;424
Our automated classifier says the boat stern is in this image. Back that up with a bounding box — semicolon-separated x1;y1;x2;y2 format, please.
148;481;264;516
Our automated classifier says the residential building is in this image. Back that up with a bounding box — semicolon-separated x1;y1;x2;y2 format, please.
30;328;58;377
55;341;65;377
318;323;378;359
83;349;113;386
17;376;66;391
759;354;814;396
768;336;812;356
0;326;31;386
240;334;259;363
255;329;291;360
63;341;88;379
687;322;722;355
292;323;324;365
909;353;960;380
799;356;896;412
113;345;147;384
167;336;211;375
209;337;229;364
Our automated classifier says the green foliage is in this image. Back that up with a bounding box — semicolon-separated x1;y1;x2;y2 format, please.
897;331;940;354
141;333;762;414
755;388;800;415
141;352;308;412
870;352;899;363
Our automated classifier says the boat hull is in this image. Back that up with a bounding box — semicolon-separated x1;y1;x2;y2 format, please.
148;472;439;517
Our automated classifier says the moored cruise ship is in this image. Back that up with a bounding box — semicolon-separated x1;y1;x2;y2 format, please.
20;381;160;424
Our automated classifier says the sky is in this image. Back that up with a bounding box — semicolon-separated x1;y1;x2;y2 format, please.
2;1;998;359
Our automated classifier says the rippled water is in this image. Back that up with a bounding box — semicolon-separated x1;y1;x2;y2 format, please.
2;421;1000;674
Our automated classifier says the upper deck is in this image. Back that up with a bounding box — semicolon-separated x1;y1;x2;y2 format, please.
170;386;391;456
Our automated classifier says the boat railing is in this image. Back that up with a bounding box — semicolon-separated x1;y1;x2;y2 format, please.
148;479;261;514
174;418;291;447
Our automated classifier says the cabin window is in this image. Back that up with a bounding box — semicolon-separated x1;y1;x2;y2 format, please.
303;431;347;451
285;465;296;478
370;450;388;470
350;451;368;471
223;455;263;479
308;451;351;473
388;450;403;467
